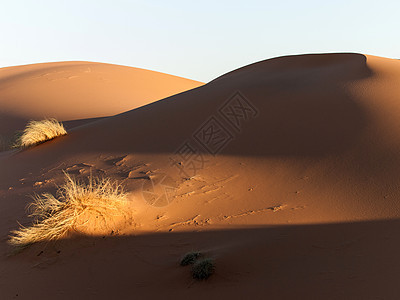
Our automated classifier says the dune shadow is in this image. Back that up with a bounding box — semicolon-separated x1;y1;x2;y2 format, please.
5;218;400;299
63;116;107;130
57;53;373;159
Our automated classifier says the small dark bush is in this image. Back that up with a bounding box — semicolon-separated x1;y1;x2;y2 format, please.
191;258;215;280
180;251;202;266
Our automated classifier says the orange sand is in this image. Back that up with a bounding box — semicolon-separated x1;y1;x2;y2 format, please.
1;54;400;299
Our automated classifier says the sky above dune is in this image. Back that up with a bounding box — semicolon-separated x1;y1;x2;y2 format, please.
1;0;399;82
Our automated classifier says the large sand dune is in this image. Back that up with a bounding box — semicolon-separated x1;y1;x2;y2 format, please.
0;61;203;150
1;53;400;299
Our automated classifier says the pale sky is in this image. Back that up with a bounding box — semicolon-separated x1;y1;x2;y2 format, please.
1;0;399;82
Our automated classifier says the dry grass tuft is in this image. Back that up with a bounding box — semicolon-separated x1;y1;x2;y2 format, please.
9;172;127;248
180;251;202;266
15;118;67;148
192;258;215;280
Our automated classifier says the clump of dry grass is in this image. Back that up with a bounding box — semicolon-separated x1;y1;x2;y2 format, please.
180;251;202;266
15;118;67;148
192;258;215;280
9;172;127;248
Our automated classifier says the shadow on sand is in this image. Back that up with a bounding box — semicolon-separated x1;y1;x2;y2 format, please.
4;218;400;299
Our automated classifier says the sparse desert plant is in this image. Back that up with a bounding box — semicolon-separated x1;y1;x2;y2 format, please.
191;258;215;280
180;251;202;266
9;172;127;248
14;118;67;148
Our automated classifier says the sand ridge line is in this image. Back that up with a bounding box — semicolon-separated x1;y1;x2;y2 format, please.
176;174;239;197
222;205;287;220
167;215;212;229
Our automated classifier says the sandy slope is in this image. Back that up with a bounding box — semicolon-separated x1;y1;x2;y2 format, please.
0;61;203;149
2;53;400;299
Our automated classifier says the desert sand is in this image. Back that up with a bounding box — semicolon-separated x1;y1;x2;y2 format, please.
0;61;203;150
1;53;400;299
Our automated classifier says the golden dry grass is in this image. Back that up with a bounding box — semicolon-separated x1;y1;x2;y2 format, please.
9;172;127;247
15;118;67;148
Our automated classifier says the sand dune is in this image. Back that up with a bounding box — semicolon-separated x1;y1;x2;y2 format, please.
0;61;203;150
2;53;400;299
